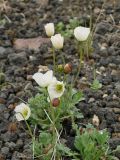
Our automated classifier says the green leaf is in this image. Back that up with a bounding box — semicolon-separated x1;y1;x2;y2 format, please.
91;79;102;90
28;93;50;127
39;132;52;145
57;143;77;157
113;145;120;153
72;91;85;104
74;126;111;160
70;107;84;119
109;156;119;160
57;143;71;154
0;19;6;26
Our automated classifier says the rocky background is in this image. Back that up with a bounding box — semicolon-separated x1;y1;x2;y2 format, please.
0;0;120;159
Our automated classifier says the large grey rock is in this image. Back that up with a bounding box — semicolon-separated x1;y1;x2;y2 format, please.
0;104;6;112
8;52;27;66
0;47;12;59
1;147;9;155
96;22;113;35
16;139;23;149
5;142;16;151
0;47;6;58
1;132;18;142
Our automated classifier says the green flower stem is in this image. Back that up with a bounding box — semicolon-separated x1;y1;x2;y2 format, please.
24;119;33;138
50;103;56;141
44;109;59;159
60;54;65;65
86;41;89;59
24;119;35;159
63;73;67;84
17;113;35;160
93;65;96;80
74;42;83;84
52;47;56;73
47;93;57;144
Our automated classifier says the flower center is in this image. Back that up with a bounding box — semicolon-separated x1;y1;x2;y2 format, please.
22;108;28;118
55;84;63;93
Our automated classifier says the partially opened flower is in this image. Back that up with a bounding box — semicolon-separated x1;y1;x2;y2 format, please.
48;81;65;100
51;34;64;49
74;26;90;41
32;70;56;87
14;103;31;121
45;23;55;37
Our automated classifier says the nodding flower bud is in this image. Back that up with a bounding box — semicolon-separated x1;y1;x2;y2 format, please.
52;98;60;107
64;63;72;74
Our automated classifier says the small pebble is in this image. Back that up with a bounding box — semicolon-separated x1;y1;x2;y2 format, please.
109;63;117;69
0;97;6;104
113;108;120;114
111;70;118;76
112;94;118;100
88;98;95;103
94;7;101;14
81;77;87;81
103;94;108;98
100;66;106;72
27;75;33;81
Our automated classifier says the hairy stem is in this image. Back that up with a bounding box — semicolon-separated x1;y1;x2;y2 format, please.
52;47;56;73
74;42;83;84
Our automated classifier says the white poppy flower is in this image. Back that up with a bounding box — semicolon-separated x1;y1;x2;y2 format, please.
14;103;31;121
45;23;55;37
32;70;56;87
51;34;64;49
74;26;90;41
48;81;65;100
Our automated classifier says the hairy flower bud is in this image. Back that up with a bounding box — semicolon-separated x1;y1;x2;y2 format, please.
57;65;64;72
64;63;72;74
44;23;54;37
52;98;60;107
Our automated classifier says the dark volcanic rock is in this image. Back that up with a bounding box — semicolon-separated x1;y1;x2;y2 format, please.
0;0;120;159
96;22;113;35
8;52;28;66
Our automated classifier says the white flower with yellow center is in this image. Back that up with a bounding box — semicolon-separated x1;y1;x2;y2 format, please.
45;23;55;37
32;70;56;88
48;81;65;100
14;103;31;121
74;26;90;41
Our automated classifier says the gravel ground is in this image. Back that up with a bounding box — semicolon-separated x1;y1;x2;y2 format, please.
0;0;120;159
